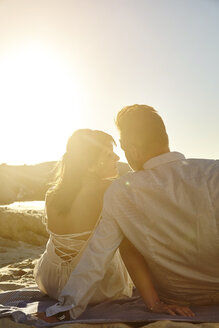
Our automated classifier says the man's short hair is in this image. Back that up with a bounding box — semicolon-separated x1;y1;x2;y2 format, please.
116;104;169;150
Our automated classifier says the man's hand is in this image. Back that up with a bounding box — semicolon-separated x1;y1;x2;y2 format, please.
149;301;195;317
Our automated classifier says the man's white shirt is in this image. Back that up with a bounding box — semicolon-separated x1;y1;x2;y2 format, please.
46;151;219;318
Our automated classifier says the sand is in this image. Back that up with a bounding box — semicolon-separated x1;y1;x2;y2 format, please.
0;202;46;292
0;202;219;328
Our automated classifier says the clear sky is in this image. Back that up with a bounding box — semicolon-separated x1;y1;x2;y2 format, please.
0;0;218;165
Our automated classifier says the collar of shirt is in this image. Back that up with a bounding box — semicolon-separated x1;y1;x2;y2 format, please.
143;151;186;170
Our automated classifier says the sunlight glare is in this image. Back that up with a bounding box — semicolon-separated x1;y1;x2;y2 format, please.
0;44;83;164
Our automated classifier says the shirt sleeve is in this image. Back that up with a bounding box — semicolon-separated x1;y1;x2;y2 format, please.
46;203;123;318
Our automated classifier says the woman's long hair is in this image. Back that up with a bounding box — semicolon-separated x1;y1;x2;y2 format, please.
46;129;115;216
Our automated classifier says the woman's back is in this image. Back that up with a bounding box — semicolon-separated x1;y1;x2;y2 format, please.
46;178;111;236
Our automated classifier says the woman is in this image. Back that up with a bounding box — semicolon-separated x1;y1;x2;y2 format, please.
34;129;194;322
34;129;132;302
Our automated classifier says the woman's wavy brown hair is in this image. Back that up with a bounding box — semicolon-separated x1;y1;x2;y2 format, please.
46;129;115;216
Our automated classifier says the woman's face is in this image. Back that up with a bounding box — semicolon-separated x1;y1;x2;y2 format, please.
97;144;120;179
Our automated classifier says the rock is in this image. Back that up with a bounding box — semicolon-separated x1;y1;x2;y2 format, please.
0;206;48;246
12;269;27;277
0;162;56;205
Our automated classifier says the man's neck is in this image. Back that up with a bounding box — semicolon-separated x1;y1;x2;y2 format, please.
138;148;170;170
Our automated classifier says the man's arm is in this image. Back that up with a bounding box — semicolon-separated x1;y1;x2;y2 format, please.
120;238;160;308
120;238;195;317
46;212;123;319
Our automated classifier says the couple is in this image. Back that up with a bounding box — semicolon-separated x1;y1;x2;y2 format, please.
34;104;219;322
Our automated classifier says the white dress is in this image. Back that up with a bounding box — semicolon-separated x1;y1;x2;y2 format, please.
34;220;133;303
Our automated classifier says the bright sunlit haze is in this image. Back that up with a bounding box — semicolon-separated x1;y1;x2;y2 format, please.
0;0;218;165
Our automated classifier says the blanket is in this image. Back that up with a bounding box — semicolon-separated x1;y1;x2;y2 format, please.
0;287;219;327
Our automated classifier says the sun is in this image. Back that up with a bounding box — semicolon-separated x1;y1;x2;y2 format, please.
0;44;83;165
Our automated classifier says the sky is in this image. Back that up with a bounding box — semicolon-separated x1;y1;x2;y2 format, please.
0;0;218;165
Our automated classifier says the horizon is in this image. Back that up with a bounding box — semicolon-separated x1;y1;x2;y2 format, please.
0;0;219;165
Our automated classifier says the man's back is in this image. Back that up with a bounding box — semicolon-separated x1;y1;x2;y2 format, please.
104;151;219;305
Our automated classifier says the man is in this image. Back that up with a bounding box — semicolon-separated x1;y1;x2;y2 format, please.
47;104;219;319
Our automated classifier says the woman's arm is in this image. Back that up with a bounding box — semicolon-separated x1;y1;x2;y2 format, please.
119;238;195;317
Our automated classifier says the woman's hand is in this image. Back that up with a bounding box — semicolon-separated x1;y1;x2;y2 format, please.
149;301;195;317
33;311;70;323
